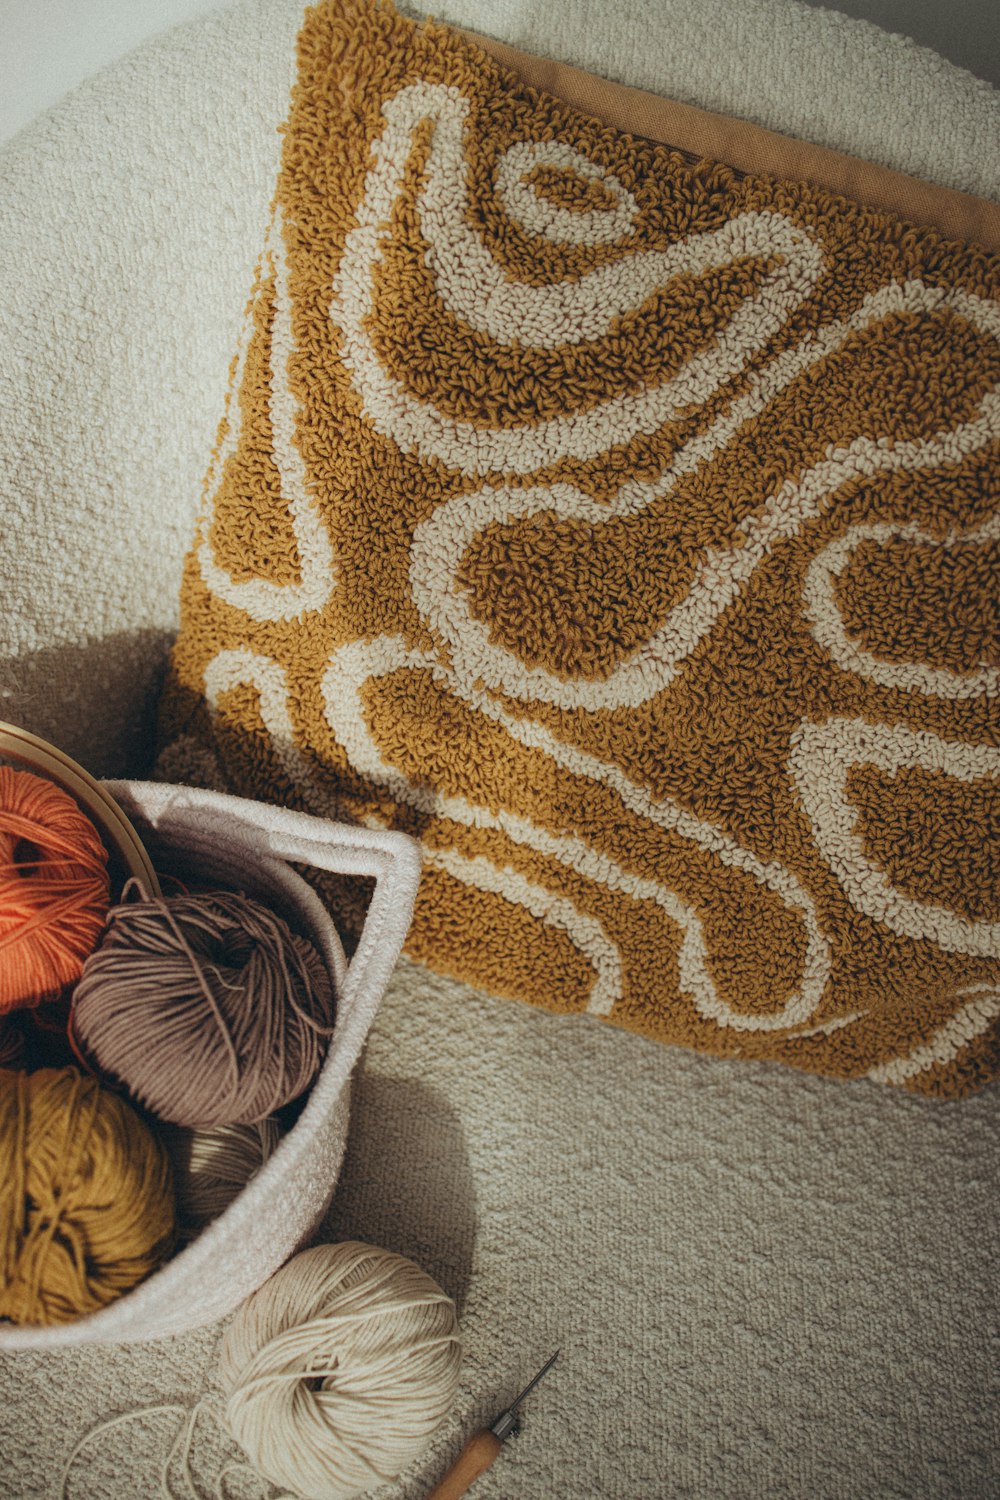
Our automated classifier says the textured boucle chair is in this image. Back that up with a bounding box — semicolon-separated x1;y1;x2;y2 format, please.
1;1;997;1495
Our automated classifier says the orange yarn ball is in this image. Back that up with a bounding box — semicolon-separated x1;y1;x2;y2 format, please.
0;766;110;1013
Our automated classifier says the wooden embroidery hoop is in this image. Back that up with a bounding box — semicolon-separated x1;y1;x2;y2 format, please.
0;721;160;897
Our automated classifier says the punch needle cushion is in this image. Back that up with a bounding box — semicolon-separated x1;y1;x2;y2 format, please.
159;0;1000;1097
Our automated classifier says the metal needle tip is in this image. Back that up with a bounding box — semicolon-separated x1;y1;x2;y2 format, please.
490;1351;560;1442
510;1350;560;1410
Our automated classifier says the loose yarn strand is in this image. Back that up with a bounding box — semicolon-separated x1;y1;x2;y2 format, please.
57;1402;191;1500
146;892;244;1111
57;1397;302;1500
163;1397;234;1500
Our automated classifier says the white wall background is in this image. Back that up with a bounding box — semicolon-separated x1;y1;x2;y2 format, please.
2;0;997;146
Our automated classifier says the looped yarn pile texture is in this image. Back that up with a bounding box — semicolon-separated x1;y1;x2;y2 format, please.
71;888;336;1126
158;0;1000;1097
0;1067;175;1326
219;1241;462;1499
0;766;109;1011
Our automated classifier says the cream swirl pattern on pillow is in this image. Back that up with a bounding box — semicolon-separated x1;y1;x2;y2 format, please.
159;0;1000;1097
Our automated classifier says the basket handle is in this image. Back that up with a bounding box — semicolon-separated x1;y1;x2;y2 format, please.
101;781;423;1006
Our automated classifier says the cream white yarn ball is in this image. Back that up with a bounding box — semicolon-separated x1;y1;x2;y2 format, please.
219;1241;462;1500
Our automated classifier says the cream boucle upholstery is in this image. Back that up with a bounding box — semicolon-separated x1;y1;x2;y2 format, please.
0;3;996;1495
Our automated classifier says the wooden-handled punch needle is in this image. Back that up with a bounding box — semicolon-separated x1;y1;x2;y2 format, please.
425;1350;559;1499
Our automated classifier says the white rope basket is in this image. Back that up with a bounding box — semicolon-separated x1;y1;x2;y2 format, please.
0;779;421;1349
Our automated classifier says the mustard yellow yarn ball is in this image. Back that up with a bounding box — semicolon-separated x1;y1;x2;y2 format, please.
0;1067;176;1326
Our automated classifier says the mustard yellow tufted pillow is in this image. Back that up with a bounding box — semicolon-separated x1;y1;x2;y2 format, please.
159;0;1000;1097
